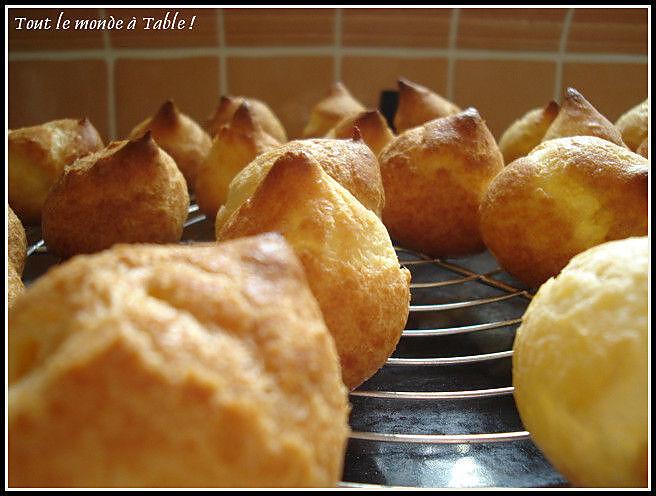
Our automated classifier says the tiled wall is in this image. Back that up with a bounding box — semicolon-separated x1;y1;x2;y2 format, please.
8;7;648;142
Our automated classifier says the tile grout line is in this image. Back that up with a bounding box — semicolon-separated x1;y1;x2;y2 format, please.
217;8;228;95
7;46;647;64
446;8;460;101
554;8;575;101
98;8;116;140
333;8;342;82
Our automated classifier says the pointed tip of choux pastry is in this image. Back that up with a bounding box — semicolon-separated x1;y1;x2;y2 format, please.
231;101;257;131
544;100;560;118
155;99;179;123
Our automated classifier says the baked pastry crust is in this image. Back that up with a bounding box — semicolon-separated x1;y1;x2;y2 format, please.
541;88;626;147
9;234;349;487
480;136;648;287
513;236;647;487
380;108;504;257
615;99;648;152
8;263;24;309
325;109;395;157
302;82;365;138
129;100;212;188
8;205;27;275
205;95;288;143
498;101;560;164
8;118;104;224
636;137;648;158
196;102;281;218
215;136;385;229
42;132;189;258
216;151;411;390
393;78;461;134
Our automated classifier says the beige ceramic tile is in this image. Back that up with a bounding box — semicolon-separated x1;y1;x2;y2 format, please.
567;8;647;54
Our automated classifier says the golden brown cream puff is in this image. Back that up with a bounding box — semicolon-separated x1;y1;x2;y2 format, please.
636;137;648;158
325;109;395;157
498;101;560;164
195;102;281;219
541;88;626;147
513;236;648;487
8;205;27;275
8;118;104;225
480;136;648;288
393;78;461;134
302;82;366;138
42;132;189;258
380;108;504;257
215;136;385;229
129;100;212;188
8;234;349;487
615;99;648;152
216;152;411;390
206;95;288;143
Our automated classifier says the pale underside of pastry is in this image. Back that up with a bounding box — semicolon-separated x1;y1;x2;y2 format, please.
9;234;349;487
195;102;281;219
480;135;648;288
498;101;560;164
215;137;385;230
42;132;189;258
325;109;395;157
205;95;288;143
8;118;104;225
615;99;648;152
541;88;626;147
393;78;461;134
513;236;647;487
380;107;504;257
302;82;366;138
129;100;212;188
216;151;411;390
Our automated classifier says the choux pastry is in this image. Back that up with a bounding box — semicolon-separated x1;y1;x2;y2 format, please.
393;78;461;134
498;101;560;164
215;136;385;229
325;109;395;157
216;151;411;390
8;118;104;224
8;234;349;487
480;136;648;288
615;99;648;152
541;88;626;147
195;102;281;219
513;236;648;487
129;100;212;188
379;108;504;257
8;205;27;275
302;82;365;138
205;95;288;143
42;132;189;258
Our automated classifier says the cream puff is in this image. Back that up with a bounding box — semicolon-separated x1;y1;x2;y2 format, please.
302;82;365;138
8;205;27;275
129;100;212;188
615;99;648;152
393;78;461;134
380;108;504;257
216;151;411;390
195;102;281;219
42;132;189;258
8;234;349;487
480;136;648;287
8;118;104;224
206;95;288;143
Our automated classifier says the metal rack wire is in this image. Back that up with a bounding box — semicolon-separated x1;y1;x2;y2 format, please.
23;203;567;488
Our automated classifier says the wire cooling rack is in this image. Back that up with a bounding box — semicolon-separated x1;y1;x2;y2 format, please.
22;203;568;489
